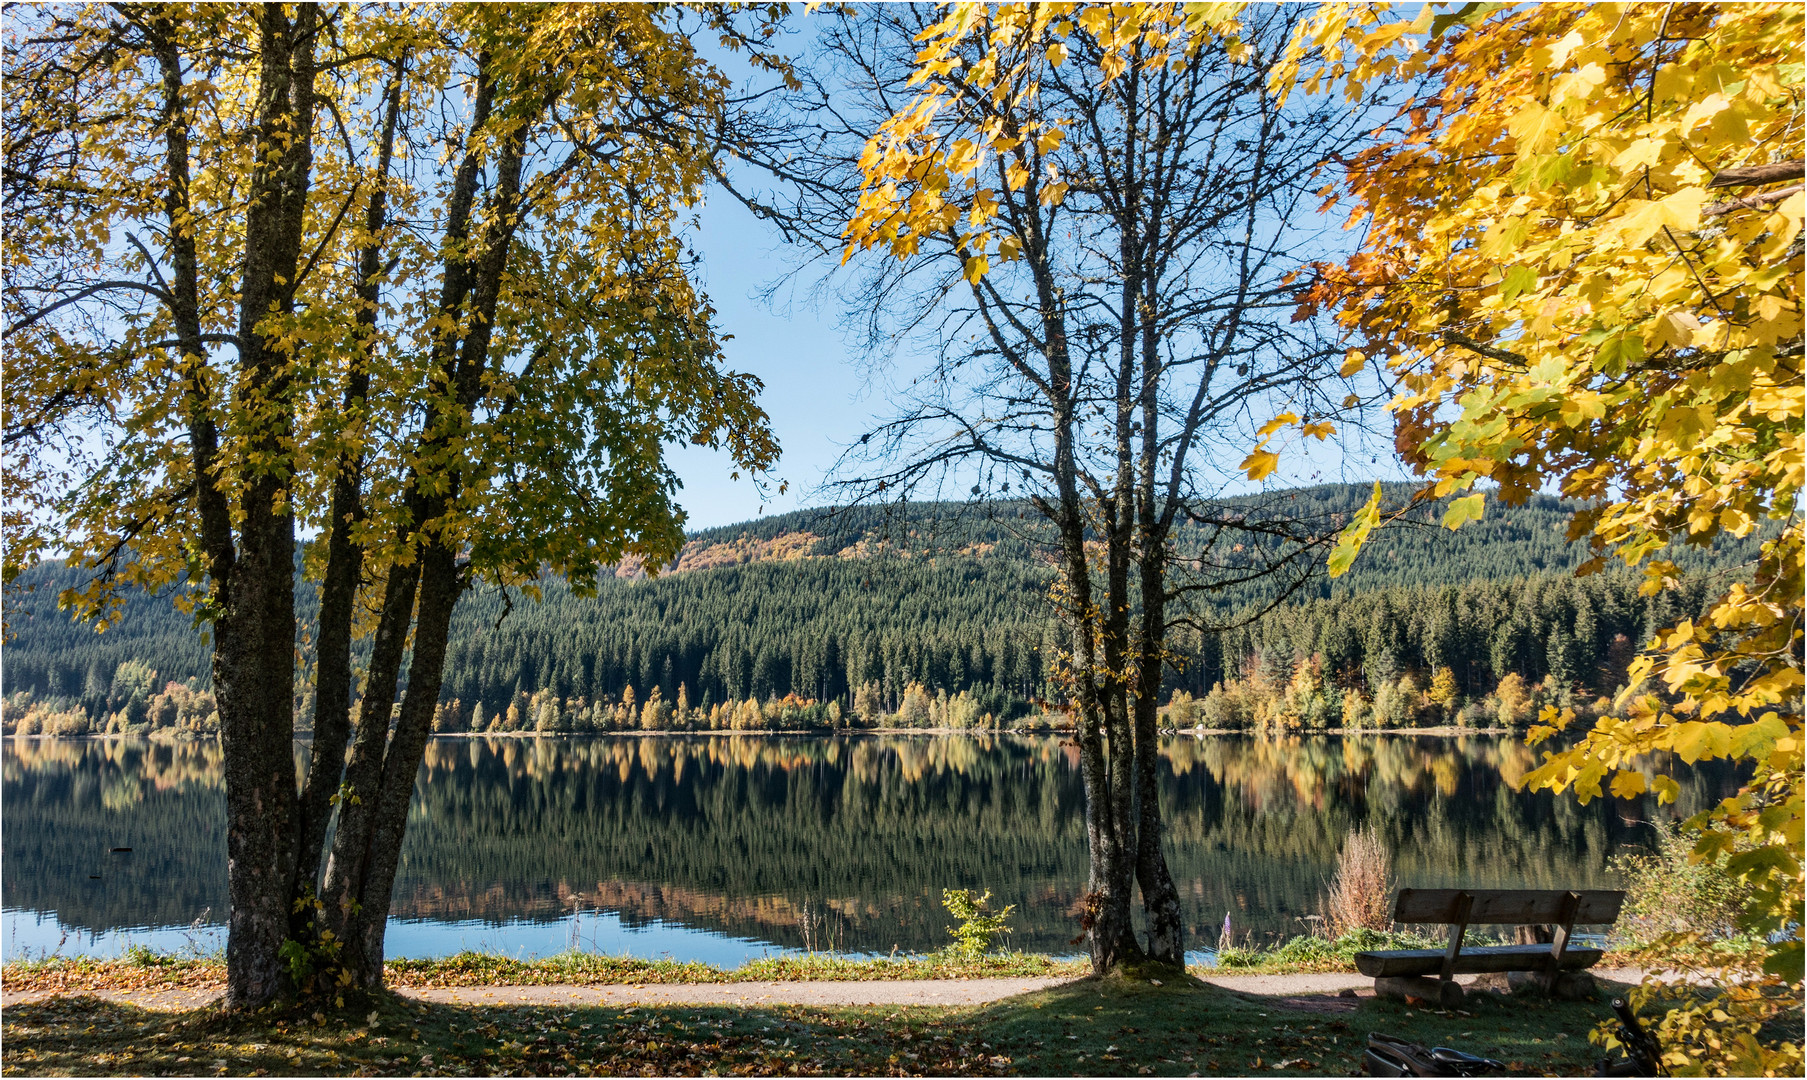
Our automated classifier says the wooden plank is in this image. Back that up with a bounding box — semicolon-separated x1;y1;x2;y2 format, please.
1439;892;1473;983
1355;944;1605;978
1547;891;1582;978
1392;888;1624;925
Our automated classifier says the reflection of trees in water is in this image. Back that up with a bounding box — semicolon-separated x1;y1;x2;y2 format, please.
3;739;232;935
3;735;1734;953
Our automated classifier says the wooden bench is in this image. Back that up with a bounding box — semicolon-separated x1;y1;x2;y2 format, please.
1355;888;1625;1008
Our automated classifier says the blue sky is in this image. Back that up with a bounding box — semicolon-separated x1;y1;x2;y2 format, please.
671;187;1411;533
665;16;1416;534
665;195;872;530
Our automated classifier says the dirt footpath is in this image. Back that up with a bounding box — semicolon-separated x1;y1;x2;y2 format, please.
0;968;1649;1012
403;977;1068;1008
0;978;1064;1012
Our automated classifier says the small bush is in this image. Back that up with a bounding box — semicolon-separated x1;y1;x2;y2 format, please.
1608;818;1756;950
123;943;174;967
941;888;1015;958
1213;944;1264;969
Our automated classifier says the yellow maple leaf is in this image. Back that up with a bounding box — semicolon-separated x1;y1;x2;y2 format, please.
1239;449;1279;481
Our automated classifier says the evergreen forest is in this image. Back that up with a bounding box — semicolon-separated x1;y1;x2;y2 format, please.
1;484;1763;737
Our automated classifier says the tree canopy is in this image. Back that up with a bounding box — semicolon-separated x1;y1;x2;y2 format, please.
1281;3;1802;1073
3;1;777;1006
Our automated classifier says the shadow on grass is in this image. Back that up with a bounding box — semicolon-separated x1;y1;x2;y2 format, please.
967;972;1627;1076
1;973;1637;1076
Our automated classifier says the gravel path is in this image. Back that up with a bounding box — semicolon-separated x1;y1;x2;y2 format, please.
403;977;1067;1008
0;968;1650;1013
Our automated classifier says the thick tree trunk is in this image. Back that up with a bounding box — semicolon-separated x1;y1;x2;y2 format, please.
217;3;318;1009
1127;614;1185;968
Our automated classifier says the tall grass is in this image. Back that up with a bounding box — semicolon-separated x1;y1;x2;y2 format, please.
1322;826;1395;938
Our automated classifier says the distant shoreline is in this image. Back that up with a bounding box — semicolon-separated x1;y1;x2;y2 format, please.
5;724;1521;742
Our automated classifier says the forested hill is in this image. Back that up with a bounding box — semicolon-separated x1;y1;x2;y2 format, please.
2;483;1764;730
667;484;1595;591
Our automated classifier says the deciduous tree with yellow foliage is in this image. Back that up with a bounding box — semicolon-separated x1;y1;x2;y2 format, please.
4;2;778;1007
849;0;1799;1067
1291;3;1801;1074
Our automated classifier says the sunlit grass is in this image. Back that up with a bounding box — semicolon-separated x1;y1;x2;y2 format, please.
2;931;1645;995
1;970;1631;1076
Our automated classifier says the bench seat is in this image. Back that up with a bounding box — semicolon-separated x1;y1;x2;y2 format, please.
1355;943;1605;978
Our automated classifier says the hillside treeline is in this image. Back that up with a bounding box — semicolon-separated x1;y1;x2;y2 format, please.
1170;570;1726;732
1;485;1760;735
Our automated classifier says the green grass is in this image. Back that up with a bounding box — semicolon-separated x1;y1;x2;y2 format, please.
1;971;1632;1076
391;949;1088;986
3;950;1087;997
5;933;1650;995
1215;929;1443;974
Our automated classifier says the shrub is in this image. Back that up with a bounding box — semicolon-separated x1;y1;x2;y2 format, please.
898;682;933;727
1428;666;1461;718
1165;690;1199;728
1493;672;1531;728
852;681;885;726
941;888;1014;958
1370;677;1412;728
1198;682;1255;730
1608;817;1756;950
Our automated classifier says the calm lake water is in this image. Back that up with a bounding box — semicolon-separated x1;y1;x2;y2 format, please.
1;733;1733;965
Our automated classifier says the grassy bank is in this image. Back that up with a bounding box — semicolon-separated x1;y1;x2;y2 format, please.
3;927;1637;996
2;970;1625;1077
1;951;1088;997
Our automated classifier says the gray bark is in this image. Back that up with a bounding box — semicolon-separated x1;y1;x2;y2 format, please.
293;61;405;916
214;3;319;1009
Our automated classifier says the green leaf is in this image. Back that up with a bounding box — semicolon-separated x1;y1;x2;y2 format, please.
1441;492;1486;530
1429;2;1505;39
1327;481;1384;578
1762;940;1803;981
1594;332;1645;376
1730;713;1790;760
1499;265;1538;304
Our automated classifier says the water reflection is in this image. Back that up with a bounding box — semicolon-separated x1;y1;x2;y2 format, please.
1;734;1733;961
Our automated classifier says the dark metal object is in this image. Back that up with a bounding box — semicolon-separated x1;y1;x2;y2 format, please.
1363;1033;1505;1077
1595;997;1665;1077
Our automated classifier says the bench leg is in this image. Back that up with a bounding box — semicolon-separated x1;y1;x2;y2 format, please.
1438;979;1464;1010
1374;976;1464;1009
1433;893;1474;1012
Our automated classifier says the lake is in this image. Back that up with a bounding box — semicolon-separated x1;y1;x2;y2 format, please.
1;733;1732;966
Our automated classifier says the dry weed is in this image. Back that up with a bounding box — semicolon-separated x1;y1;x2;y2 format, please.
1322;826;1394;938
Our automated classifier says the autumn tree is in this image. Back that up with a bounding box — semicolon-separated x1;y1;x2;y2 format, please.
1280;4;1801;1073
3;2;776;1007
795;4;1388;973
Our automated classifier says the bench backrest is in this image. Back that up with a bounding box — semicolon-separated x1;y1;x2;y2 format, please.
1392;888;1625;926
